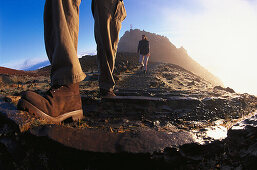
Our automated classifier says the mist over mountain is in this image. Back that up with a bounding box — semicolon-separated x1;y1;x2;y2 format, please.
3;59;51;71
118;29;223;86
23;60;50;71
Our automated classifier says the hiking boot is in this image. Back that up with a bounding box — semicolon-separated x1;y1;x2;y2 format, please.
99;88;116;98
17;83;83;123
144;70;147;74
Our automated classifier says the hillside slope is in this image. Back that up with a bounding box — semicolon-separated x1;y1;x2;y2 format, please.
0;66;39;76
118;29;223;86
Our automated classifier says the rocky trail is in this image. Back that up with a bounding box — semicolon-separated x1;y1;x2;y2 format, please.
0;58;257;169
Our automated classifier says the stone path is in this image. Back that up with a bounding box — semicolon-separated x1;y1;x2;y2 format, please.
116;64;160;91
0;62;257;169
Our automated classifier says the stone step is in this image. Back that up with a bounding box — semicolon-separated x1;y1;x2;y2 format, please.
81;95;202;112
115;89;197;98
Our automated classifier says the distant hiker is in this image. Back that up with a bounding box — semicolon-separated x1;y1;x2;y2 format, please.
17;0;126;123
137;35;150;74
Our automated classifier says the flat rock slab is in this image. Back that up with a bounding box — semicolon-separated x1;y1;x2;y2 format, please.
30;125;195;154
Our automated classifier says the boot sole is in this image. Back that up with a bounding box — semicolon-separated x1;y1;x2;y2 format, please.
18;99;83;123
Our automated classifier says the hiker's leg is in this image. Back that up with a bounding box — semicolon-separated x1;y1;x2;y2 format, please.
92;0;126;91
142;55;146;70
144;56;149;71
18;0;85;122
44;0;86;85
139;55;144;66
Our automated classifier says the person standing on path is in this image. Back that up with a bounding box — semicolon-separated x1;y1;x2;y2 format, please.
18;0;127;123
137;35;150;74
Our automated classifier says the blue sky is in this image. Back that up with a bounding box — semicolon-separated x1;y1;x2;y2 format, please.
0;0;199;68
1;0;257;95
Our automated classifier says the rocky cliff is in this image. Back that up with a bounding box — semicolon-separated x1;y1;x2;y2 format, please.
118;29;223;86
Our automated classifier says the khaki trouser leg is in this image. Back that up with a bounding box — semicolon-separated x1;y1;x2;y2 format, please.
44;0;86;86
92;0;126;91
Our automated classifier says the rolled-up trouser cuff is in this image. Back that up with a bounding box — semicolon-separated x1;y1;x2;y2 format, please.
51;71;86;86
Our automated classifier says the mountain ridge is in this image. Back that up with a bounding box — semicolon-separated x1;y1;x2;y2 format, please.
118;29;223;86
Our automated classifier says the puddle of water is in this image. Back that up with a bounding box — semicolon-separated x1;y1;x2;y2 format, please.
191;125;228;145
191;111;257;144
205;126;227;140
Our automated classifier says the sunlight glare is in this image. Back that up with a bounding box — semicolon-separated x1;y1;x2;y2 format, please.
164;0;257;95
